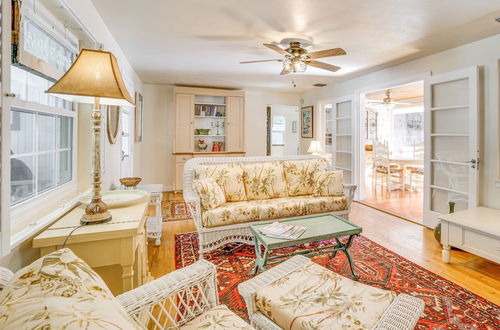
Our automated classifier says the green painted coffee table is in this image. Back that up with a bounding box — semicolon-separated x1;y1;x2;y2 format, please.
250;214;362;279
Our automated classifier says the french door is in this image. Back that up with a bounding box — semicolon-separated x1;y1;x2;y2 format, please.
120;108;133;177
423;66;479;228
330;96;356;184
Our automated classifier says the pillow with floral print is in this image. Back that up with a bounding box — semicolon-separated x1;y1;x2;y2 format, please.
312;170;344;197
193;178;227;210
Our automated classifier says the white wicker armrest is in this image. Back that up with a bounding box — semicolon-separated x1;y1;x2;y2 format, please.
0;267;14;291
117;259;218;328
238;255;311;317
374;293;424;330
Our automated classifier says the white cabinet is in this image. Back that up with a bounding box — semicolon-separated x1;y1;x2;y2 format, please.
174;93;195;153
227;96;245;152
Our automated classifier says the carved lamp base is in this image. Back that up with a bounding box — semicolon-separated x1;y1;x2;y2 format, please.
81;199;113;225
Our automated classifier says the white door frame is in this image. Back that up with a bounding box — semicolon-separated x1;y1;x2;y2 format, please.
423;66;479;228
354;73;430;201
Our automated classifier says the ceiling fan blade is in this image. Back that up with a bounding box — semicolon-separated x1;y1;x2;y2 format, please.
393;102;411;105
366;100;384;104
240;59;283;64
308;48;346;59
263;43;289;56
308;60;341;72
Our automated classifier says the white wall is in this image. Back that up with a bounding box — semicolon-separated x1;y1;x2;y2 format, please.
301;34;500;209
245;91;301;157
270;104;300;156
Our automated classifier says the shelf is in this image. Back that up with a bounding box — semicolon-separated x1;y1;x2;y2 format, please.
194;135;226;137
194;116;226;118
195;103;226;106
336;116;352;120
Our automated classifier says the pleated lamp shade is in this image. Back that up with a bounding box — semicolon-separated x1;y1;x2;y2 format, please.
46;49;134;106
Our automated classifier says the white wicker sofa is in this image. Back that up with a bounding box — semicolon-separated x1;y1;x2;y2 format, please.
184;155;357;258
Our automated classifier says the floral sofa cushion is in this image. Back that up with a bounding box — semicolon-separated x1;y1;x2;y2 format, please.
255;261;396;330
313;170;344;197
283;158;329;196
180;304;253;329
195;163;247;202
0;248;139;329
202;196;347;228
242;161;288;200
193;178;227;210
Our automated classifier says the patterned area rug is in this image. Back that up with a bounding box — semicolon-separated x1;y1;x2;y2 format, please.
175;232;500;329
162;200;192;221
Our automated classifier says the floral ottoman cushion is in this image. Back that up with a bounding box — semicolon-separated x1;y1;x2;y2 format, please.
0;248;139;329
255;261;396;329
180;304;253;329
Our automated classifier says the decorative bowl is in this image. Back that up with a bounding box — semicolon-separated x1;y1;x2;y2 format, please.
195;128;210;135
119;177;142;188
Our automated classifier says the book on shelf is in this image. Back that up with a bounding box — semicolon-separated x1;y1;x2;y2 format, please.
259;222;307;240
195;104;224;117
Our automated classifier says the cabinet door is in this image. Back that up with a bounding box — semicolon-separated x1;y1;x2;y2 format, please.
174;94;194;152
226;96;244;152
174;155;192;191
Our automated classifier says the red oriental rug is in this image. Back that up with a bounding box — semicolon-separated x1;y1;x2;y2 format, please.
175;232;500;329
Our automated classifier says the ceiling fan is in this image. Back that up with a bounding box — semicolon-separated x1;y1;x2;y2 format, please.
240;38;346;75
366;90;411;110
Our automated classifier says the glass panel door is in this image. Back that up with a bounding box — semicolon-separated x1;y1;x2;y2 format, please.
423;66;479;228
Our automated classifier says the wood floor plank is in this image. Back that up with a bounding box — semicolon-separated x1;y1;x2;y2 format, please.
148;195;500;305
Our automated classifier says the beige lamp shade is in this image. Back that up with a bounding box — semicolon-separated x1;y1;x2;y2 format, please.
46;49;134;106
307;140;323;154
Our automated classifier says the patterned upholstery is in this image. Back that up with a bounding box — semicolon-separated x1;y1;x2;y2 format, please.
283;158;328;196
202;196;347;228
255;261;396;329
193;178;227;210
180;305;253;329
313;170;344;197
195;163;247;202
0;249;139;329
242;161;288;200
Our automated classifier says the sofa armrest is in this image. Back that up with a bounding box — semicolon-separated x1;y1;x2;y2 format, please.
374;294;424;330
238;255;310;317
343;184;357;210
0;267;14;291
116;259;218;328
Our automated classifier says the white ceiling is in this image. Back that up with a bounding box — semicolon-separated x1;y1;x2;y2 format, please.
90;0;500;93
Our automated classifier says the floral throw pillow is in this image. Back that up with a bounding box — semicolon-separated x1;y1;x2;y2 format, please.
193;178;227;210
283;158;329;196
242;161;288;200
0;248;140;329
194;163;247;202
313;170;344;197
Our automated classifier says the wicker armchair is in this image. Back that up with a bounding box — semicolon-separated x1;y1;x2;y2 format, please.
184;155;357;258
239;255;424;330
0;260;246;329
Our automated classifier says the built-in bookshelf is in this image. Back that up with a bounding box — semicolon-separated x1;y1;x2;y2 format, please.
193;95;227;152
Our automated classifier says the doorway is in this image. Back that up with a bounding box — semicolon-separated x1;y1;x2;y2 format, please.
120;108;133;177
360;81;424;222
267;104;300;156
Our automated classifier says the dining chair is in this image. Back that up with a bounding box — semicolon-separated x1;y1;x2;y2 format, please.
372;140;404;192
408;142;424;191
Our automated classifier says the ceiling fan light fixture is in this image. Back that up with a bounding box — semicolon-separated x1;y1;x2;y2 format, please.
283;57;307;73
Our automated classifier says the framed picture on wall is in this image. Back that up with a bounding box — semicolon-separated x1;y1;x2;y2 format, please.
301;106;314;138
135;92;144;142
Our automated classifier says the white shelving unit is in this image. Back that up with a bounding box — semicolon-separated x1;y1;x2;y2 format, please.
193;95;227;153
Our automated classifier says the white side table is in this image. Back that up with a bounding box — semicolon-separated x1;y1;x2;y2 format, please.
137;184;164;246
439;207;500;264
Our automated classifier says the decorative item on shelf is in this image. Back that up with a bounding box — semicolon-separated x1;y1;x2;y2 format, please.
46;49;135;225
135;92;144;142
106;105;121;144
301;105;314;138
195;128;210;135
307;140;323;156
215;111;224;117
212;141;223;152
119;177;142;189
197;139;208;151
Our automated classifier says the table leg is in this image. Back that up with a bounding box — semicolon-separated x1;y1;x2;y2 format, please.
442;244;451;263
252;236;269;275
342;235;360;280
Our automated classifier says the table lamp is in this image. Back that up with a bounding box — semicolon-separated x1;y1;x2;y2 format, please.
46;49;134;224
307;140;323;156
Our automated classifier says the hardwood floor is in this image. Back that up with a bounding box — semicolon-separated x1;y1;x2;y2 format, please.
148;195;500;305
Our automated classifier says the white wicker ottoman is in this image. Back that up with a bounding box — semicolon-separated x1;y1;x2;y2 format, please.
238;255;424;330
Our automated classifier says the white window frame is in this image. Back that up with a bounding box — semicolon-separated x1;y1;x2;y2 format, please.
271;115;286;146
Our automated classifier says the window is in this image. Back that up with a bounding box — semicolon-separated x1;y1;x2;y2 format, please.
271;115;285;145
10;66;75;206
